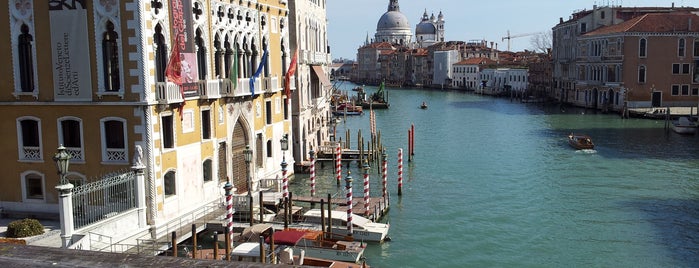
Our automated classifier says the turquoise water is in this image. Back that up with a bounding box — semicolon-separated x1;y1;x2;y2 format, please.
290;83;699;267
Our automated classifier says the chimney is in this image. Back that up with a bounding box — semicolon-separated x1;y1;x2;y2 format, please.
560;17;564;24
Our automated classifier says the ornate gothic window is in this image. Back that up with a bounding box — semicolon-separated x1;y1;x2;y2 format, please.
102;21;121;91
195;28;207;80
154;24;168;83
214;34;222;78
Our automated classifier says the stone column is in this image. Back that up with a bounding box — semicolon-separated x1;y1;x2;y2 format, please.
56;183;74;248
132;164;147;228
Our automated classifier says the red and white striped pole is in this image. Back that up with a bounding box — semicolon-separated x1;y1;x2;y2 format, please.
309;148;316;197
382;150;388;200
336;142;342;186
345;171;354;239
223;180;234;244
397;148;403;196
362;162;370;217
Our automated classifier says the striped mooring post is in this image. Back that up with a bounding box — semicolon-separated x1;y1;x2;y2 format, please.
336;142;342;186
223;180;234;243
309;148;316;197
398;148;403;196
345;171;354;238
363;161;370;217
382;150;388;201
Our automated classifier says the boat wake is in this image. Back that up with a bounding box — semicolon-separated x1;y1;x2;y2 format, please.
576;149;597;154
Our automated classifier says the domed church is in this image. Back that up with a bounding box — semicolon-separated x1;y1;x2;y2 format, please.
374;0;413;45
415;10;445;47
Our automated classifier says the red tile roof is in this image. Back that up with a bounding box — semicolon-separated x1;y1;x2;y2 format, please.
454;57;496;65
584;12;699;36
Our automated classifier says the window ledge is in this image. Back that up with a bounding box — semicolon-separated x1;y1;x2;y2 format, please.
96;91;125;99
100;161;129;165
12;91;39;100
18;159;44;163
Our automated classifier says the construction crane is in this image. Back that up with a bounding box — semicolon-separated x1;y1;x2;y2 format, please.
501;30;542;51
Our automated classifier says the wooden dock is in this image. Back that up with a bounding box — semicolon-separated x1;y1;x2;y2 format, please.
292;196;390;221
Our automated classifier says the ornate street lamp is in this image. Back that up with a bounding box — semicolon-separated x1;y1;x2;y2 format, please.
53;145;71;185
243;145;253;226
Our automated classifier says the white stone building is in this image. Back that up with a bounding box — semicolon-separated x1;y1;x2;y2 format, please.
289;0;333;164
433;50;459;87
374;0;413;45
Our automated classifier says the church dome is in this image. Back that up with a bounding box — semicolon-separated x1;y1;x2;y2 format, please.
416;21;436;35
377;11;410;31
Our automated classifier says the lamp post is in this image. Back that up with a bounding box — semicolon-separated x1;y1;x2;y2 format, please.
280;134;289;200
243;145;253;226
53;145;71;185
53;145;73;248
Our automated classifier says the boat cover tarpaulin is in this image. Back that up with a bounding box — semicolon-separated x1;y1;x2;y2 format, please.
269;230;306;246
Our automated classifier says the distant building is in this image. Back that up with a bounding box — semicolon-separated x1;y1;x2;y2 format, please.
415;10;445;48
452;57;497;90
433;50;460;87
575;12;699;111
374;0;413;45
551;4;699;106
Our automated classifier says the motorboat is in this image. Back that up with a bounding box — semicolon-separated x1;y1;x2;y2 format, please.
332;103;363;116
568;133;594;150
671;117;697;135
302;209;390;242
272;229;365;264
420;102;428;109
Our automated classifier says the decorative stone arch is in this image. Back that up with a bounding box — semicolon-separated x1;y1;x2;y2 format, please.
231;117;252;194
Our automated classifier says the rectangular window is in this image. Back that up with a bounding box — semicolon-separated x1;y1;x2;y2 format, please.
265;101;272;125
681;85;689;95
672;85;680;96
639;39;647;58
673;64;680;74
162;115;174;149
692;87;698;96
61;120;81;148
694;40;699;57
201;110;211;139
104;121;125;149
25;175;44;200
682;63;690;74
284;99;289;120
638;66;646;83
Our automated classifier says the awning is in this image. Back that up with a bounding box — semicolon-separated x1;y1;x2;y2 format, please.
311;65;333;88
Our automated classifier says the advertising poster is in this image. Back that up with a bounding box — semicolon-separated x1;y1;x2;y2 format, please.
49;0;93;101
169;0;199;97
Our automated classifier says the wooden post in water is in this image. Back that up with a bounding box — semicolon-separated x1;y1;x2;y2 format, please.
346;129;350;149
259;191;264;224
171;231;177;257
224;228;231;261
288;192;294;224
283;197;288;229
327;193;333;239
320;199;326;238
191;224;197;259
213;231;219;260
259;235;266;263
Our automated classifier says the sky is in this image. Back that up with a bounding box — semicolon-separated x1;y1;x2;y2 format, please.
326;0;691;60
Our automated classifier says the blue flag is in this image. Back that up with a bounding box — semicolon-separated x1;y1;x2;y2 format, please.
250;50;268;96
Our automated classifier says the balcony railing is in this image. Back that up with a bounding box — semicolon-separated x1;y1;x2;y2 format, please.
261;76;280;94
21;146;41;161
66;146;84;162
199;80;221;99
155;82;184;104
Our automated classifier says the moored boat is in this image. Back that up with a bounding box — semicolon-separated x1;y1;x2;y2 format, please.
333;103;363;116
671;117;698;134
273;229;365;264
302;209;390;242
568;133;594;150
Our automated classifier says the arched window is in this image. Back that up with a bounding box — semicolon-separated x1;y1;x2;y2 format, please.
214;34;222;78
164;171;176;196
154;24;168;82
18;24;34;92
195;28;207;80
203;159;212;182
224;37;232;78
58;117;84;162
638;65;646;83
21;172;45;202
639;38;647;58
266;140;272;157
17;117;42;161
678;38;686;57
102;21;121;91
100;118;128;163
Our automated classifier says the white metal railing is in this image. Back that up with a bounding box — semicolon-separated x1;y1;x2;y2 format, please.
72;170;136;229
155;82;184;104
22;146;41;160
106;148;127;162
66;146;84;162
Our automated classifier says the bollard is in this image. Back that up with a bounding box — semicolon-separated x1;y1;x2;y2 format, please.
398;148;403;196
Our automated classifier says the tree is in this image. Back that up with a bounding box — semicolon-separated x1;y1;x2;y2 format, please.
530;31;552;54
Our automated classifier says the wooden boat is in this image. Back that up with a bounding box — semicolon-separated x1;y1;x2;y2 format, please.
671;117;698;134
568;133;594;150
332;103;363;116
302;209;390;242
272;229;365;264
420;102;428;109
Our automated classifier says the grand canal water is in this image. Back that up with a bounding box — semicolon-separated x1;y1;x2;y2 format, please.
289;82;699;267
